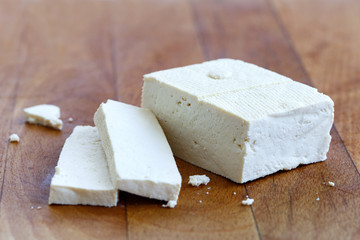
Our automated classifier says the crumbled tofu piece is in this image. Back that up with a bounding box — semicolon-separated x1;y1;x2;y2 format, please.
241;197;254;206
68;117;73;122
24;104;63;130
162;200;177;208
316;197;320;201
9;133;20;142
328;181;335;187
188;175;210;187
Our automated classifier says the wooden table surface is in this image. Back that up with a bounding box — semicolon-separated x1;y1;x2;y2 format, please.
1;0;359;239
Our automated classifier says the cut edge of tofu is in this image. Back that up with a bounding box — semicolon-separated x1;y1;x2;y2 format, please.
48;185;118;207
117;178;181;202
93;103;118;186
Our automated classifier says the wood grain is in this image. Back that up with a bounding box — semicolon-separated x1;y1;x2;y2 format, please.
127;160;258;240
0;1;127;239
272;0;360;170
109;1;258;239
191;0;360;239
0;0;359;239
0;0;26;236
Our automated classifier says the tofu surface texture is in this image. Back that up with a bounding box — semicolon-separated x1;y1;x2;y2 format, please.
24;104;63;130
94;100;182;204
48;126;117;207
141;58;334;183
188;175;210;187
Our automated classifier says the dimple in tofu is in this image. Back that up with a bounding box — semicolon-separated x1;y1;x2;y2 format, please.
48;126;118;207
141;58;334;183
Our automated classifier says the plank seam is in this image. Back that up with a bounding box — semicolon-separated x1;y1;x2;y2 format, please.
0;24;25;206
110;29;119;101
0;84;21;206
332;125;360;177
0;144;10;206
267;0;360;177
125;193;129;240
190;1;265;237
245;185;263;240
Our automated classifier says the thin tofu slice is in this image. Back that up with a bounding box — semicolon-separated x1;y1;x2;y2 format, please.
24;104;63;130
94;100;181;206
48;126;118;207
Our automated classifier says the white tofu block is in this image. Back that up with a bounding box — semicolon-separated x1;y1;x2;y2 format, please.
24;104;63;130
94;100;182;204
48;126;117;207
141;58;334;183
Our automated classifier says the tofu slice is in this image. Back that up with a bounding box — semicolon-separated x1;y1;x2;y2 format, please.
94;100;182;205
24;104;63;130
141;58;334;183
48;126;117;207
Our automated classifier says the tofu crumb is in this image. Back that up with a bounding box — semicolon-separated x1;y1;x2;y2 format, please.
199;200;202;203
206;192;209;195
241;197;254;206
316;197;320;201
234;192;236;195
9;133;20;143
68;117;73;122
328;181;335;187
24;104;63;130
207;187;211;190
162;200;177;208
30;206;34;210
37;206;42;209
188;175;210;187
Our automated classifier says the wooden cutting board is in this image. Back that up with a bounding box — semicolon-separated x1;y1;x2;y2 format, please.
1;0;359;239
